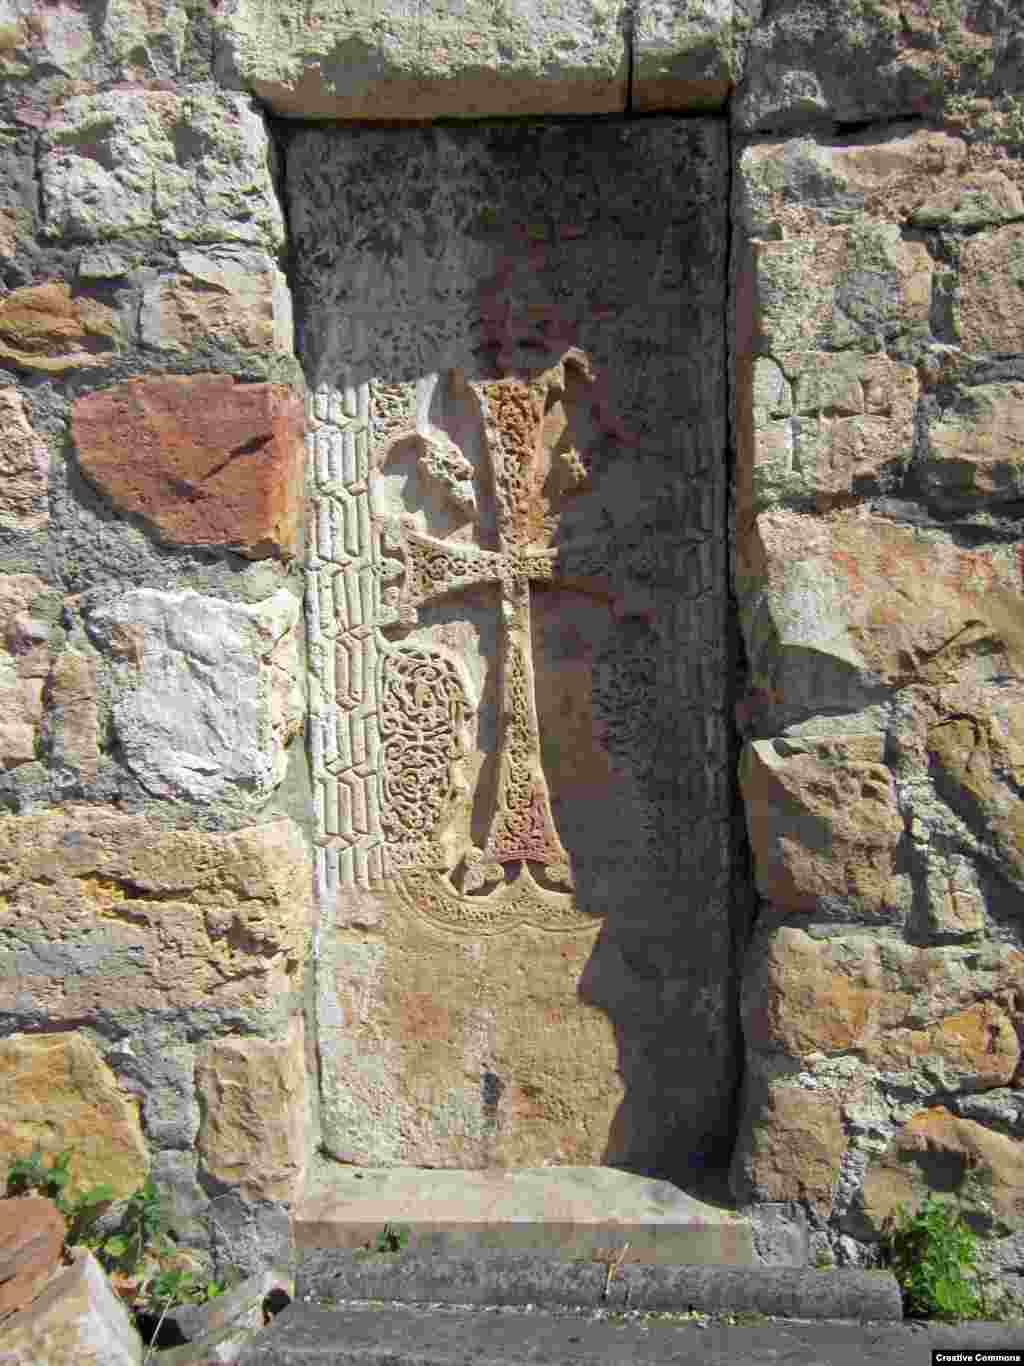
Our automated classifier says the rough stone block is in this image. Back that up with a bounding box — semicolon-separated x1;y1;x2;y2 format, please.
743;923;1022;1086
861;1002;1019;1094
0;1033;147;1201
0;1248;142;1366
41;648;99;786
631;0;736;111
924;382;1024;513
139;249;294;358
740;735;903;918
745;352;917;510
747;225;931;356
861;1108;1024;1237
41;89;284;250
0;0;189;91
912;169;1024;230
156;1266;293;1362
0;808;312;1033
924;850;986;939
71;374;305;561
737;508;1024;719
82;586;303;806
734;127;971;239
731;1081;847;1216
213;0;627;120
0;386;48;532
196;1019;306;1203
734;0;1002;133
0;572;50;771
928;709;1024;890
0;1195;65;1322
0;282;118;375
956;226;1024;356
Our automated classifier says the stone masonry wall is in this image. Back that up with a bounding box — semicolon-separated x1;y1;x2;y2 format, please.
0;0;1021;1283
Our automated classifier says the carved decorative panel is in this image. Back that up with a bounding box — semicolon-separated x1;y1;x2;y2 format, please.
291;121;733;1171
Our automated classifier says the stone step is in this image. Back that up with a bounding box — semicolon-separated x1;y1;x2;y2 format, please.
294;1164;755;1266
237;1303;1021;1366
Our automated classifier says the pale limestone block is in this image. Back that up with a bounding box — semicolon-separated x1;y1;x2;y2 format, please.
41;90;284;250
84;587;301;806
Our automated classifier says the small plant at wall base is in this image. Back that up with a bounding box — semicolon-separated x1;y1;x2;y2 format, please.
6;1147;117;1249
880;1196;983;1320
374;1222;411;1253
5;1149;225;1329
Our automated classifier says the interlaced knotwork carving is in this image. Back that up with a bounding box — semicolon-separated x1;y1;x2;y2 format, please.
483;638;567;872
378;644;470;854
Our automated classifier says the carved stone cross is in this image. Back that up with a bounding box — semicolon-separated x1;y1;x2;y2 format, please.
373;352;597;913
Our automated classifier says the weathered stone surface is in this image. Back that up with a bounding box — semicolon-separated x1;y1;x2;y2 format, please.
291;119;733;1173
0;0;189;94
0;282;118;374
0;1195;65;1322
745;225;932;357
743;351;918;512
0;1247;142;1366
731;1082;847;1216
139;250;294;358
71;375;305;561
0;132;35;260
631;0;736;111
744;923;1023;1077
0;387;48;531
0;808;312;1031
108;1035;198;1152
0;572;49;771
923;383;1024;513
0;0;98;84
100;0;191;79
740;735;904;918
912;168;1024;230
923;850;986;939
735;127;973;238
41;648;99;786
41;90;284;250
861;1002;1019;1093
213;0;627;120
737;508;1024;718
156;1266;293;1361
861;1108;1024;1236
196;1018;306;1203
928;710;1024;889
734;0;1002;132
956;226;1024;355
83;587;303;806
0;1033;147;1200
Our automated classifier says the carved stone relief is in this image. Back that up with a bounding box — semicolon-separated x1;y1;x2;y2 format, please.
294;120;733;1172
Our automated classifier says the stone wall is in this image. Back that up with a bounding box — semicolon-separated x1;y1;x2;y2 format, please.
0;0;1020;1282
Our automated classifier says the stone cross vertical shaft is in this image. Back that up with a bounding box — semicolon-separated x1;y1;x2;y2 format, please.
380;362;595;890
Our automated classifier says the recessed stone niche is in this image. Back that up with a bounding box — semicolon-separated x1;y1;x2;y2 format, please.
289;119;735;1177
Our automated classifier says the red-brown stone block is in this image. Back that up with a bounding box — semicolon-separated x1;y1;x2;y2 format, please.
0;1195;65;1322
70;374;305;560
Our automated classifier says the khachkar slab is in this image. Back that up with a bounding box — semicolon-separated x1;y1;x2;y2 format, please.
289;121;732;1172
